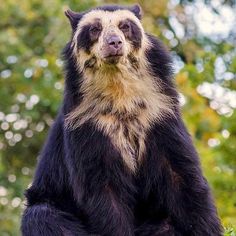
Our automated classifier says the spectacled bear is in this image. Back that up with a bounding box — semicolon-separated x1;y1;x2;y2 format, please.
21;4;223;236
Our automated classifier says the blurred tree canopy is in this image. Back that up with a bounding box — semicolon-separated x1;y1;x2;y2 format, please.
0;0;235;235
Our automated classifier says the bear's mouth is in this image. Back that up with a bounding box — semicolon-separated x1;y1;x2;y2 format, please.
104;54;123;64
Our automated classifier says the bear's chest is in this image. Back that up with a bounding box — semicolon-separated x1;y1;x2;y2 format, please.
95;100;150;172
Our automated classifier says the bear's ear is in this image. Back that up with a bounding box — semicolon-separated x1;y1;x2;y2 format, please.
65;8;83;30
130;4;143;20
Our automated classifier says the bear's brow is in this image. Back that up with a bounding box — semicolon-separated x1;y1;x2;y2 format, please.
86;15;132;24
84;17;101;25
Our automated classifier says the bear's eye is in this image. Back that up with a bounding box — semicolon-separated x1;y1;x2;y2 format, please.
90;26;101;34
119;22;130;31
89;23;102;41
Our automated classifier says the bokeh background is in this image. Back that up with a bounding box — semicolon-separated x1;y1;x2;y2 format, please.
0;0;236;235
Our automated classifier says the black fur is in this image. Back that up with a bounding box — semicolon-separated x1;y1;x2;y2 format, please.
21;5;223;236
77;24;95;53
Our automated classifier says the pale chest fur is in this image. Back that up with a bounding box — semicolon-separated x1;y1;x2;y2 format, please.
96;97;149;171
66;64;173;172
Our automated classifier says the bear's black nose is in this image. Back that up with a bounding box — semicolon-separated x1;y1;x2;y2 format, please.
107;35;123;50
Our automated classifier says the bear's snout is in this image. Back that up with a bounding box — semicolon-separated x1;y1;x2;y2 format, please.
102;34;124;64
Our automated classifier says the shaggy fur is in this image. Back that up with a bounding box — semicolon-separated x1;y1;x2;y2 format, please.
21;4;223;236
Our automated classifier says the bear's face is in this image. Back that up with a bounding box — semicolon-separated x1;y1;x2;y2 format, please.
66;5;150;70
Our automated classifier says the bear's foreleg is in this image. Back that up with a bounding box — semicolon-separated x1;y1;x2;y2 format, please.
139;117;223;236
64;122;135;236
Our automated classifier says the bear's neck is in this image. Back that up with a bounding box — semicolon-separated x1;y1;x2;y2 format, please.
65;62;174;129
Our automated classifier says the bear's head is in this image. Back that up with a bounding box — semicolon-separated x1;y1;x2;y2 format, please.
65;5;150;70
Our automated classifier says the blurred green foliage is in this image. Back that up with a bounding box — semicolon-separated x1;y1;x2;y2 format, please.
0;0;235;235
